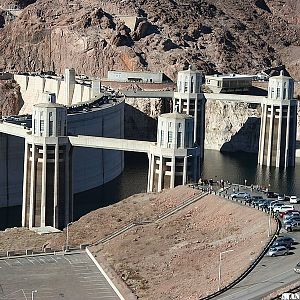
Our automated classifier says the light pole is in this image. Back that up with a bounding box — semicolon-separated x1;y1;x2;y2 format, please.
268;200;277;237
65;222;73;252
31;290;37;300
218;249;234;291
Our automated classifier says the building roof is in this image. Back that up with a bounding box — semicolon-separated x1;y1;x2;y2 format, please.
33;102;66;109
160;112;193;120
270;71;292;81
178;66;201;75
205;74;253;80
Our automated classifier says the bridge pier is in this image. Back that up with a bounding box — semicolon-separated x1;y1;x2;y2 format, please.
258;72;297;168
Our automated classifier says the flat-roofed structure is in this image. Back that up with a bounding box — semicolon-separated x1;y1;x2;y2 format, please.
107;70;164;83
205;74;253;93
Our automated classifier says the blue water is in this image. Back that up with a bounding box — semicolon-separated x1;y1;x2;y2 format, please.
1;150;300;230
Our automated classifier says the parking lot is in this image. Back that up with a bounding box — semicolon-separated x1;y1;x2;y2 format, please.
0;251;121;300
215;184;300;299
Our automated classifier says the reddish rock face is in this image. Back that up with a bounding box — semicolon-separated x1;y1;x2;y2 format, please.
0;0;298;80
0;80;23;117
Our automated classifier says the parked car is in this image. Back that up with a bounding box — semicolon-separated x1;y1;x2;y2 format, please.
230;192;250;199
272;239;292;249
272;203;285;211
283;215;300;225
246;195;263;204
285;221;300;232
267;245;289;257
274;205;295;214
290;196;299;204
279;209;297;218
294;262;300;273
267;191;278;198
283;212;300;222
277;194;285;201
259;200;273;209
277;236;296;245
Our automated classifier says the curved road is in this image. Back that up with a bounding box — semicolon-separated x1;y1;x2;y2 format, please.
215;185;300;300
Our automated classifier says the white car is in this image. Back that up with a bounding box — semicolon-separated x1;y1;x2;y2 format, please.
290;196;298;204
230;192;250;199
267;246;289;257
273;205;295;213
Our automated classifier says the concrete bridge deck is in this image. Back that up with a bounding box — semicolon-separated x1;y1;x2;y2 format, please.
69;135;153;153
0;122;28;138
121;90;265;104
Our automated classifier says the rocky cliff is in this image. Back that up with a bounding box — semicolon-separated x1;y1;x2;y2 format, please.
0;80;23;117
0;0;299;80
205;100;261;152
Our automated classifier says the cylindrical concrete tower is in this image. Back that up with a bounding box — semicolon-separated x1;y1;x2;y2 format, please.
258;72;297;167
148;112;201;192
22;94;72;229
173;66;206;159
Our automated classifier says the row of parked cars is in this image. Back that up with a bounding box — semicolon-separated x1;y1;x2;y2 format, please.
230;188;300;273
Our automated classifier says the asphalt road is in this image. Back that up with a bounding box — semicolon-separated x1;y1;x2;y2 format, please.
0;251;121;300
214;185;300;300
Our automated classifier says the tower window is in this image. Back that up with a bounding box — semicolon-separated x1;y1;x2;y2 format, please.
168;131;173;143
40;120;44;132
160;130;164;146
276;88;280;99
177;131;182;148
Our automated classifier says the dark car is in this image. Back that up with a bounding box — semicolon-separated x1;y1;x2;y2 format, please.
259;200;273;209
267;191;278;198
277;236;296;245
272;239;292;249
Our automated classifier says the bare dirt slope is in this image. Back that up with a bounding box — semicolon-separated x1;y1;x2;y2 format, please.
0;186;275;299
91;194;275;300
0;186;200;252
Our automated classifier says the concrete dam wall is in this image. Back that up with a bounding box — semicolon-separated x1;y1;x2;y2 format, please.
0;100;125;208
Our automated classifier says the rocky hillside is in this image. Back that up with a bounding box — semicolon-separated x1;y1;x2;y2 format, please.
0;80;23;117
0;0;299;80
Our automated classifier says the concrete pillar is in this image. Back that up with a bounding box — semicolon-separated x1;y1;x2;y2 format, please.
194;97;198;144
285;105;291;166
170;156;176;188
40;142;47;227
266;105;274;166
29;144;36;228
258;104;267;165
158;155;163;192
276;106;283;167
53;142;59;228
182;156;187;185
22;142;29;227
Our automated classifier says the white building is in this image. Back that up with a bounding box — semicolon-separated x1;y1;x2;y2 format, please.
107;70;164;83
205;74;252;93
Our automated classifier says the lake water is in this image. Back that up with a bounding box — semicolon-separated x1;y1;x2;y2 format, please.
1;150;300;230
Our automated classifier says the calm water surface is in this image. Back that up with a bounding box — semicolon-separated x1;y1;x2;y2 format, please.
1;150;300;230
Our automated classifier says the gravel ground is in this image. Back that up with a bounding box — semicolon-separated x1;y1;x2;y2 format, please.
91;194;276;300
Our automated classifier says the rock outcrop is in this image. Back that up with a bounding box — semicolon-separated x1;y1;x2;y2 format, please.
205;100;261;152
0;80;23;116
